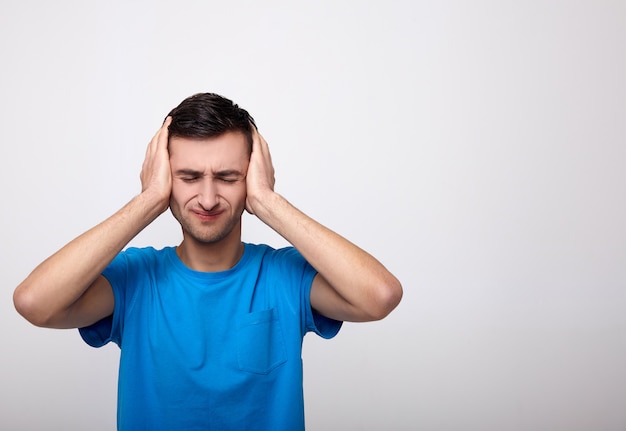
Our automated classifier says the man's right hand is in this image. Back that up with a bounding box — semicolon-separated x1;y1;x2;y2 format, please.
140;116;173;212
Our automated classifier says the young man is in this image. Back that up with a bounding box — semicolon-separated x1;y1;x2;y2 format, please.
14;93;402;430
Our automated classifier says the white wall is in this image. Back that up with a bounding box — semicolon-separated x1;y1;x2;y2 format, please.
1;1;625;430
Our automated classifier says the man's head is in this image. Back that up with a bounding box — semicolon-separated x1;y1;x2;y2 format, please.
166;92;256;155
166;93;255;252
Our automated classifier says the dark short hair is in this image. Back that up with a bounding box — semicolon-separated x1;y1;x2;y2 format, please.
166;93;256;153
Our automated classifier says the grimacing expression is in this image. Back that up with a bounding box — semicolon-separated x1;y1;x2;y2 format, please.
168;131;250;245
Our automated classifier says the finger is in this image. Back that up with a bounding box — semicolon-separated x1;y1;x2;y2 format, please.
258;133;274;173
146;127;160;159
142;117;172;177
250;125;261;154
154;116;171;155
159;116;172;147
256;132;276;189
253;130;268;158
146;116;172;157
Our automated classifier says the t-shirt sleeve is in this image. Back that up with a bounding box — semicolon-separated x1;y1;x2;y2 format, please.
304;279;343;339
274;247;342;339
78;251;131;348
78;313;114;347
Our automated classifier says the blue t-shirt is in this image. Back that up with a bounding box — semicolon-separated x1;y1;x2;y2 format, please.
79;243;342;431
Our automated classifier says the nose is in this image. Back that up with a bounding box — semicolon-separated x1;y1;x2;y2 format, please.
197;180;220;210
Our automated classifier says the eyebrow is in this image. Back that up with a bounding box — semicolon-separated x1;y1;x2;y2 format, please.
173;168;204;177
214;169;244;177
173;168;244;177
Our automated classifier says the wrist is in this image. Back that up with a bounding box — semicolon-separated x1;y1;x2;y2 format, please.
135;188;170;218
247;190;283;221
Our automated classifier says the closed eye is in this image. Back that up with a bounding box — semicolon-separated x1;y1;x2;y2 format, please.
218;177;238;183
174;169;203;183
215;169;244;184
181;176;200;183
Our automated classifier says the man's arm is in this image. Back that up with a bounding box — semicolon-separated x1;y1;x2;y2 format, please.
13;118;173;329
245;129;402;322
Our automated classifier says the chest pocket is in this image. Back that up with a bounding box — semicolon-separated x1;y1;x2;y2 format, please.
236;308;287;374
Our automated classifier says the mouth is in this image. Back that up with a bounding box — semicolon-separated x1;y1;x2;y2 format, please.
191;208;224;221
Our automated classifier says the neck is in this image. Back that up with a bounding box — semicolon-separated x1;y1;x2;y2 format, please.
176;233;244;272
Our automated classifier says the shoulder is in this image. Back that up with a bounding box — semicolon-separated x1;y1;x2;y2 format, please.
120;246;174;259
243;243;314;284
107;246;175;272
244;243;304;264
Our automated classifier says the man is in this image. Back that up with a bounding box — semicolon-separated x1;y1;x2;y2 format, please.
14;93;402;430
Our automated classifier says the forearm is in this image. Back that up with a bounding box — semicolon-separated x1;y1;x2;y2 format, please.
252;191;402;320
14;192;166;326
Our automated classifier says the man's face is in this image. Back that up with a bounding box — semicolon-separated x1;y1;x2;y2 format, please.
168;131;250;245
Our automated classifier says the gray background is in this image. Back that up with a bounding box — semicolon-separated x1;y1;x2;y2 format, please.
1;1;625;430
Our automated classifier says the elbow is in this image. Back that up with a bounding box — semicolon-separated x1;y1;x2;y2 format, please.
367;276;403;321
13;284;55;328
